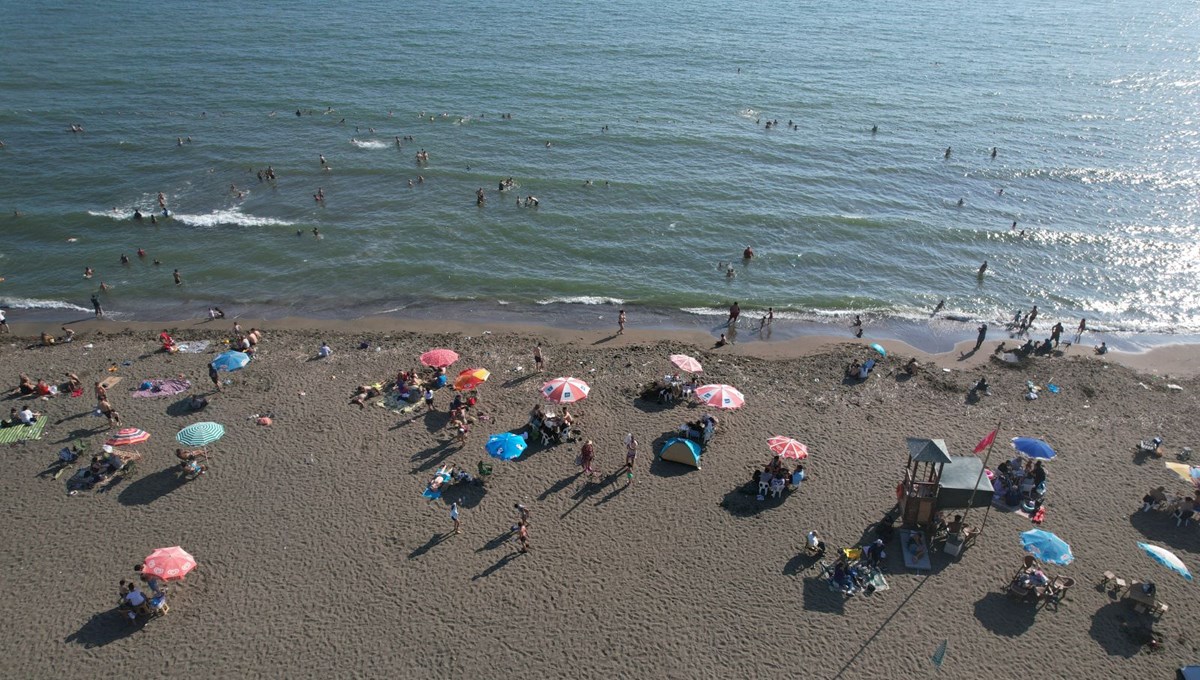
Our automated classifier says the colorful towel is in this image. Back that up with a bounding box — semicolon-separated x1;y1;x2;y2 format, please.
0;419;47;444
173;340;210;354
132;378;191;398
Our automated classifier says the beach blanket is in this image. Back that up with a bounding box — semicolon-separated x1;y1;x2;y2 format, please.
99;376;123;390
899;530;932;570
864;570;889;594
132;378;191;398
0;418;47;444
173;340;210;354
378;392;419;414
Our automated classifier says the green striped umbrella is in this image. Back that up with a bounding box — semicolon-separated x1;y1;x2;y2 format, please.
176;422;225;447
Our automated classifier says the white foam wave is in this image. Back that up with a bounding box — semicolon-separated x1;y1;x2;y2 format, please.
87;209;130;220
172;209;294;228
350;139;388;150
0;297;90;312
535;296;624;306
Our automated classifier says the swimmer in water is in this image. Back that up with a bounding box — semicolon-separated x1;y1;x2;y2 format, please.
137;248;146;258
173;269;182;285
84;267;93;279
320;154;327;166
157;192;166;208
150;215;157;224
743;245;754;260
871;124;878;134
725;267;736;279
957;198;964;207
932;299;945;316
133;209;143;221
977;261;988;277
313;227;320;239
153;259;161;266
991;147;997;158
99;281;110;292
120;254;130;265
944;146;952;159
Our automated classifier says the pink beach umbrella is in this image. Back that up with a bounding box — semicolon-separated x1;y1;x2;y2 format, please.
696;384;745;409
106;427;151;447
669;354;703;374
768;436;808;459
420;348;460;368
541;376;590;404
143;546;197;581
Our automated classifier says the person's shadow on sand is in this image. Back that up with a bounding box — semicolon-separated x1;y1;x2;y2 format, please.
407;532;452;560
65;609;140;648
472;551;522;580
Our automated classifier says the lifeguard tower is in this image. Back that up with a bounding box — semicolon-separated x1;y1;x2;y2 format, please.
900;438;952;527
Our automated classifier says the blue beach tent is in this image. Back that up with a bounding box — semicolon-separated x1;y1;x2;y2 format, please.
659;437;702;469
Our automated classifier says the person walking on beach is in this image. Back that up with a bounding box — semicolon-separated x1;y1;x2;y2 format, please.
208;363;221;392
533;345;545;372
512;503;531;531
91;293;103;318
728;301;740;325
1050;321;1064;347
0;308;8;334
450;502;461;535
423;387;435;411
974;323;988;351
617;309;626;335
623;433;638;484
517;521;530;553
1075;318;1087;343
579;439;597;479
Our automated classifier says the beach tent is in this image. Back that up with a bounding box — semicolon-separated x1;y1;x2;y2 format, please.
659;437;701;468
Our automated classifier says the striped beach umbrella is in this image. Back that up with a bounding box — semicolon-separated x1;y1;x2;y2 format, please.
541;376;590;404
696;384;745;409
177;422;226;448
420;348;459;368
143;546;197;581
768;436;808;459
106;427;150;447
454;367;491;391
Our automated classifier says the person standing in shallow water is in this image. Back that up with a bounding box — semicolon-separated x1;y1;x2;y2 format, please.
617;309;626;335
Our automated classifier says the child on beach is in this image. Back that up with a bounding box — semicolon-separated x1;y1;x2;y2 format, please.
579;440;597;478
623;433;638;483
517;521;530;553
423;388;435;410
450;502;461;535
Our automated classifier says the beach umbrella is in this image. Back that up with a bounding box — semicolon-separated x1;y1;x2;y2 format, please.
869;343;887;358
1137;542;1193;581
767;436;808;459
143;546;197;581
485;433;527;461
106;427;150;447
420;348;459;368
541;376;590;404
454;367;490;391
1020;529;1074;566
1012;437;1056;460
211;350;250;372
1165;462;1200;489
176;422;225;448
669;354;703;373
696;384;745;409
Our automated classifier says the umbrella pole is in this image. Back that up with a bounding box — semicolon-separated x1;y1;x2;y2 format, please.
963;421;1002;536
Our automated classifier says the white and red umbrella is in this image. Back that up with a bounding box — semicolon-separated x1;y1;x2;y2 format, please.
143;546;197;581
541;376;590;404
696;384;745;409
420;348;459;368
768;436;808;459
669;354;703;373
107;427;151;447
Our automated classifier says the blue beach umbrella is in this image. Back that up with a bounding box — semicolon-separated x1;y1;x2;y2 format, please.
485;433;527;461
211;350;251;372
1012;437;1056;460
869;343;887;358
1020;529;1074;566
1138;542;1193;581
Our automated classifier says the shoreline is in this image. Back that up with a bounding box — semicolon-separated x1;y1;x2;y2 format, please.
7;308;1200;378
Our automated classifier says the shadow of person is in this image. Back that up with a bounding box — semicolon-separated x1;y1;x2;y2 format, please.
472;551;521;580
407;532;451;560
64;609;139;648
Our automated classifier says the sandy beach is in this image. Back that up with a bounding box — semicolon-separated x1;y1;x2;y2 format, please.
2;316;1199;679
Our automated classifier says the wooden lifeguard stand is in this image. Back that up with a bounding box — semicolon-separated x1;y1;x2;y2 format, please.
901;438;952;527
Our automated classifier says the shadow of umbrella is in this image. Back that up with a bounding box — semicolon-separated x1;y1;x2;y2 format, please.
972;591;1037;637
117;466;185;506
1089;601;1155;657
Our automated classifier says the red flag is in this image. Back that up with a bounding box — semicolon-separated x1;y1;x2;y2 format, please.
974;429;997;454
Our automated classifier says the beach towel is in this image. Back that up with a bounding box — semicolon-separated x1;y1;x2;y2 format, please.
863;570;889;594
378;392;419;414
0;418;47;444
99;376;123;390
132;378;191;398
173;340;210;354
899;530;932;570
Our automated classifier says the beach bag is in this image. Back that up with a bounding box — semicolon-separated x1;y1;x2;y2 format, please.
140;380;153;391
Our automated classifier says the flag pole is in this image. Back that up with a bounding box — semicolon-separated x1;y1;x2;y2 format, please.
962;421;1002;535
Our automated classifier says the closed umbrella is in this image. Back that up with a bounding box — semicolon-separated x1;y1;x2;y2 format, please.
669;354;703;373
211;350;250;372
1138;542;1193;581
1012;437;1057;460
143;546;197;581
486;433;527;461
541;377;590;404
454;368;490;391
177;422;225;448
420;348;459;368
696;384;745;409
106;427;150;447
767;436;808;459
1020;529;1074;565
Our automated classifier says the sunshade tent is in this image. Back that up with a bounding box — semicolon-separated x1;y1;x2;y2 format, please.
659;438;702;468
177;422;225;448
211;351;251;372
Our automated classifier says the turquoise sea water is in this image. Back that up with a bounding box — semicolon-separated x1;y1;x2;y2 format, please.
1;0;1198;338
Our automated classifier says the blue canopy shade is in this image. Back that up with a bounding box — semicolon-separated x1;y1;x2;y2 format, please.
211;350;251;372
486;433;527;461
659;437;702;468
1011;437;1056;460
1020;529;1074;565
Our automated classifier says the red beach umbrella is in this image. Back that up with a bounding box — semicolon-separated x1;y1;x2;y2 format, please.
696;384;745;409
106;427;151;447
767;436;809;459
669;354;703;373
142;546;197;581
541;376;590;404
420;348;459;368
454;368;491;391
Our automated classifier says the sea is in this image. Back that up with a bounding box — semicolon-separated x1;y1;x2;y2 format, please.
2;0;1198;351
